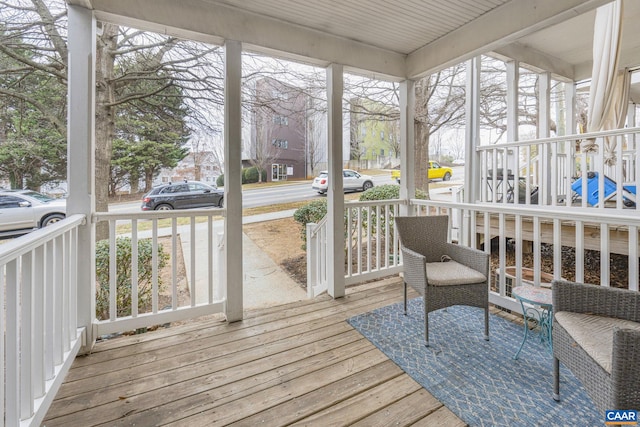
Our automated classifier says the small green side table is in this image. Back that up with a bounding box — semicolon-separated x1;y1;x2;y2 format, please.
512;285;553;360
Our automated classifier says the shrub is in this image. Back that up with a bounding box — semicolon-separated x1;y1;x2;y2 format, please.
216;174;224;187
243;166;267;183
95;237;169;320
293;199;327;249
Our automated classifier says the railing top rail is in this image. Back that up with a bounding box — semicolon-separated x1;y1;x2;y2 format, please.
345;199;409;208
476;126;640;151
0;213;85;265
410;199;640;227
94;208;227;222
309;216;327;238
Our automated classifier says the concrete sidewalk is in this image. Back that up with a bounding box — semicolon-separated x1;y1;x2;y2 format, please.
180;209;307;310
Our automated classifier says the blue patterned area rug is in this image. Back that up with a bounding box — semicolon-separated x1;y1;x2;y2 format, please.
347;298;601;427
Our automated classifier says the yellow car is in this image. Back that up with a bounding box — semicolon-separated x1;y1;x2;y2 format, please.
391;161;453;183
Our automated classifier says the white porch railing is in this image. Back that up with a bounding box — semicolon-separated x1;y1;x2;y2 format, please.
409;199;639;312
0;214;86;427
478;127;640;210
93;209;226;337
306;200;404;297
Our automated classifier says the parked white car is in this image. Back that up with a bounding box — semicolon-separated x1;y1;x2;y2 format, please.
312;169;374;194
0;190;66;238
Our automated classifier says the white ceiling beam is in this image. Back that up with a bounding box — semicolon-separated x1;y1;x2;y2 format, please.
71;0;406;79
493;42;575;81
406;0;611;79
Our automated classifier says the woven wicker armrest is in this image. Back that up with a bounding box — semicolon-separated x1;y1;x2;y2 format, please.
552;279;640;322
612;328;640;409
401;246;427;290
444;243;490;278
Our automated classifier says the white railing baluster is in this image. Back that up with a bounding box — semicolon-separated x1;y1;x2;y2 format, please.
190;217;196;306
498;213;506;295
62;234;69;352
54;236;63;365
553;219;562;279
208;216;214;305
171;217;177;308
630;225;639;291
21;252;33;419
601;223;610;287
346;208;352;277
33;245;45;398
515;214;523;292
366;205;372;273
575;221;585;283
109;222;117;321
132;220;139;317
152;219;159;313
7;259;19;425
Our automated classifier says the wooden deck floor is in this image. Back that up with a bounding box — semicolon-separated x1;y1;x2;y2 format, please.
43;277;466;426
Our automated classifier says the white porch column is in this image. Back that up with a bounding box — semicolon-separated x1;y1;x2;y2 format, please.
506;61;519;143
538;71;551;205
399;80;415;216
463;57;481;248
67;5;96;352
326;64;345;298
464;57;481;204
565;82;578;181
224;40;243;321
506;61;519;177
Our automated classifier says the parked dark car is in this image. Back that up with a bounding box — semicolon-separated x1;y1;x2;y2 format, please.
141;181;224;211
0;189;66;238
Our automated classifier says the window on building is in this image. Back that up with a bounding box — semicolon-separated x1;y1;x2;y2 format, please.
380;131;385;140
272;139;288;149
272;116;289;126
380;149;385;156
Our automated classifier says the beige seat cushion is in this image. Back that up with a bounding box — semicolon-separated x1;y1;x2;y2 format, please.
425;260;486;286
555;311;640;373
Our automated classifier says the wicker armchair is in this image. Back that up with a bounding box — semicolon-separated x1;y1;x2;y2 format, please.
395;215;489;346
552;279;640;412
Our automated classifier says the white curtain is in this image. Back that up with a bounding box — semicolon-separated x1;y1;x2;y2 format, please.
583;0;629;165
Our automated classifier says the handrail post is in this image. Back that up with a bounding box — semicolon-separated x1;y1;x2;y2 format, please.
306;223;317;298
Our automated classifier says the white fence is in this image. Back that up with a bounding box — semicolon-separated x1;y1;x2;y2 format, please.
0;214;86;426
306;200;404;297
93;209;226;336
478;127;640;210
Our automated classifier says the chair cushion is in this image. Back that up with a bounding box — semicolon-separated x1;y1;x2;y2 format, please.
425;260;486;286
555;311;640;373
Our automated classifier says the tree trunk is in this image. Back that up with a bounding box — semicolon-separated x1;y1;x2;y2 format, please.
95;24;119;241
414;120;430;196
145;170;153;192
130;171;140;193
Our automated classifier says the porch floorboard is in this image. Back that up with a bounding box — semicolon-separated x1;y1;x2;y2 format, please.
44;276;466;426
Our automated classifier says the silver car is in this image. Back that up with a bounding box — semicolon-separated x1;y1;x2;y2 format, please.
312;169;374;194
0;189;66;238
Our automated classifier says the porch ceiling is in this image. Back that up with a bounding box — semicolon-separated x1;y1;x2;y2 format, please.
68;0;616;80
